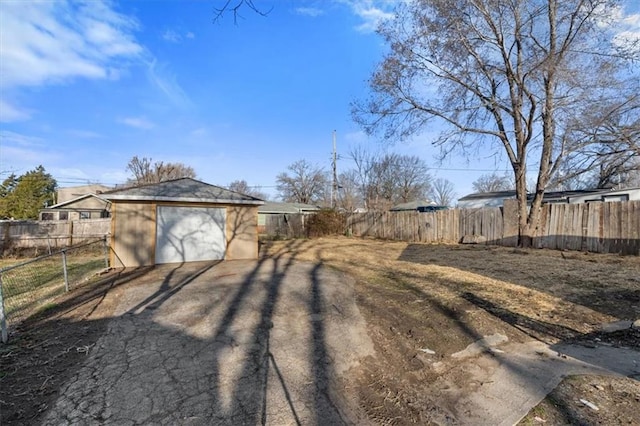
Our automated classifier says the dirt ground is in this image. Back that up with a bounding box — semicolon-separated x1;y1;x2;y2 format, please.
262;238;640;425
1;237;639;425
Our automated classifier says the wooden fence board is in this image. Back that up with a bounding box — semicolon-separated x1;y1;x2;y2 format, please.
273;201;640;255
0;219;110;253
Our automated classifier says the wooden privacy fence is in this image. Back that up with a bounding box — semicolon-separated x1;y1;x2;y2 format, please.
534;200;640;254
346;209;459;243
345;208;507;244
345;201;639;255
263;214;306;239
0;218;111;254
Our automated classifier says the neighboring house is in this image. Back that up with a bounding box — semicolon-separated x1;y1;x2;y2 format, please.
389;200;447;212
103;178;264;267
457;191;517;209
564;187;640;203
39;194;111;221
56;184;112;204
257;202;320;233
457;187;640;208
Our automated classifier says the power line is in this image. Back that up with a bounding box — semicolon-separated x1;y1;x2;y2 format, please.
427;167;510;172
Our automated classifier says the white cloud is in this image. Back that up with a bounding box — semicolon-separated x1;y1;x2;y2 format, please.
0;130;44;147
0;99;32;122
100;169;129;184
613;11;640;53
162;29;195;43
0;131;60;166
344;130;368;144
67;129;104;139
593;4;640;54
146;60;193;109
339;0;395;33
0;145;60;166
52;168;91;180
0;1;142;89
162;29;181;43
118;117;155;130
190;127;208;137
295;7;325;17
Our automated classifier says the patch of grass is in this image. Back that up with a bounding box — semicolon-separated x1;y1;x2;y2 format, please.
265;237;640;338
1;255;107;325
38;302;58;314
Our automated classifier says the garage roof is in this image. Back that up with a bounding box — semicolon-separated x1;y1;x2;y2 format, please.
258;202;320;214
103;178;264;205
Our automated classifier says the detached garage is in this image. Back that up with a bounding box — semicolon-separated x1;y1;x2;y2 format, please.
103;178;264;267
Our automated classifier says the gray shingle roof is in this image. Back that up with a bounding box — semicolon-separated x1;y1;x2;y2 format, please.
258;202;320;214
103;178;264;205
389;200;434;211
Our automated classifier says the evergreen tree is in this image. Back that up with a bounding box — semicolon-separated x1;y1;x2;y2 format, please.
0;166;57;219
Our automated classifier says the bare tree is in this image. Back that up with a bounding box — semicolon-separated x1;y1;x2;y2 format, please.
349;145;378;209
472;173;513;193
227;179;268;200
276;159;328;204
126;156;196;186
337;170;363;212
354;0;639;245
382;154;432;204
213;0;272;24
551;97;640;189
348;148;431;210
429;178;456;206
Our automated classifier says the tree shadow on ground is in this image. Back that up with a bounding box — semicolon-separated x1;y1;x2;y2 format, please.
397;243;640;321
386;268;639;424
1;240;352;425
0;266;155;424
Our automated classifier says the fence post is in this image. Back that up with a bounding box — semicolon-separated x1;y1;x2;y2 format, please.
0;272;7;343
103;236;109;269
62;249;69;292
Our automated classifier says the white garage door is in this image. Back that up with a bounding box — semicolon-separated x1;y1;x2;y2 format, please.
155;206;226;264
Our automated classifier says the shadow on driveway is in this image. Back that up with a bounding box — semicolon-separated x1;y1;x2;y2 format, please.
37;241;373;425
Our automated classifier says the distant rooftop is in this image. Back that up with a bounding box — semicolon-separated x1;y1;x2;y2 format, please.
389;200;436;211
103;178;264;205
458;187;628;202
258;202;320;214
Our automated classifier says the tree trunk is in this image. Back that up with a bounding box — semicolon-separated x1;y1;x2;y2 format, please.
515;164;532;247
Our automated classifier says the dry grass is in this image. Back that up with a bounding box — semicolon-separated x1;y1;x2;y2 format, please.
264;237;640;343
263;237;640;423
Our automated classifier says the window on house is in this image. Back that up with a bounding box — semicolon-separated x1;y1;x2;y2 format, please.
80;211;91;219
41;212;54;221
59;211;69;220
604;195;628;202
101;210;111;218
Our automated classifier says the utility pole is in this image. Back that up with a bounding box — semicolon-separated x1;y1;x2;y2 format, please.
331;130;338;209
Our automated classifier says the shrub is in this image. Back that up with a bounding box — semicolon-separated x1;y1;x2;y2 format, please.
306;209;347;237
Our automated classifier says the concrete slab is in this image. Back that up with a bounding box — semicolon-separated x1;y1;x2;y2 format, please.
41;259;374;425
445;340;640;425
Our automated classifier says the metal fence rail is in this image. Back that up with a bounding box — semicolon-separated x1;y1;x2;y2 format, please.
0;237;110;343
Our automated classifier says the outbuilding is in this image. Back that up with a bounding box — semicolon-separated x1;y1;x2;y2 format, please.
103;178;264;267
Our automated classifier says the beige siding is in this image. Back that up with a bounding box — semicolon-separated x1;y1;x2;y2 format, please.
110;202;155;267
226;206;259;260
57;185;111;203
64;196;109;210
110;201;259;267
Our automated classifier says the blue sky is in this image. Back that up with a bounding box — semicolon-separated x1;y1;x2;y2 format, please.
1;0;639;200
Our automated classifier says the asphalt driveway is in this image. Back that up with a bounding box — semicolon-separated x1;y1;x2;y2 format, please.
42;257;374;425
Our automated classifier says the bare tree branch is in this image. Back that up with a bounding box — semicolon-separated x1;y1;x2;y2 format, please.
276;160;328;204
213;0;272;24
353;0;639;245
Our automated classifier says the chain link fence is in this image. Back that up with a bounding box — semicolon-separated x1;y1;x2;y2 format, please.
0;237;110;343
